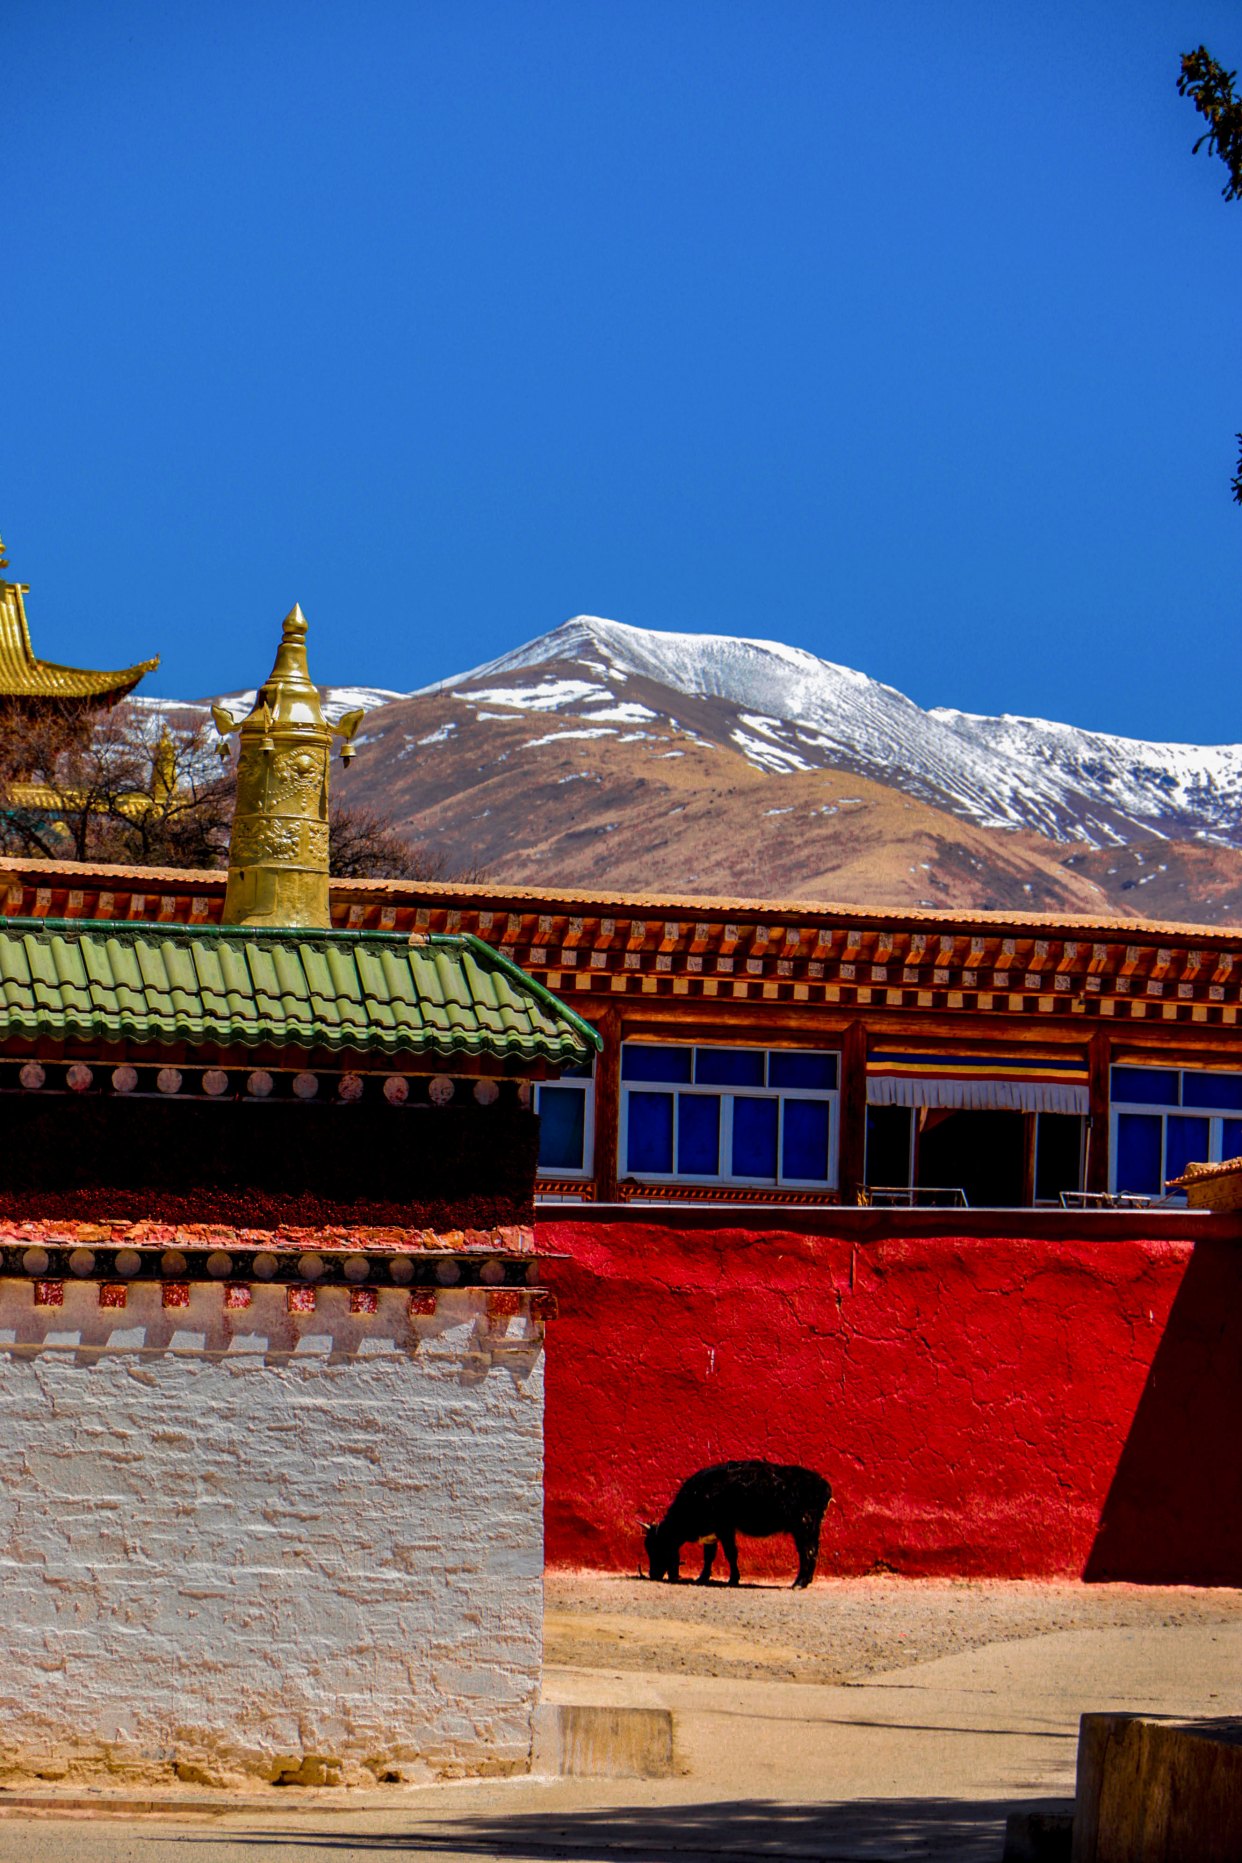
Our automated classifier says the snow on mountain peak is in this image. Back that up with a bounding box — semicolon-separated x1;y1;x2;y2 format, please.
423;614;1242;852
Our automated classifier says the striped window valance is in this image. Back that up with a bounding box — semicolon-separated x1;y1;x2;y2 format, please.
866;1050;1089;1115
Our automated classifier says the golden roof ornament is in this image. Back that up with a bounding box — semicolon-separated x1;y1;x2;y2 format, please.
218;604;364;928
0;531;157;705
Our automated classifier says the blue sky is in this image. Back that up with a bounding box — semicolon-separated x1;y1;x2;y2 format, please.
4;2;1241;741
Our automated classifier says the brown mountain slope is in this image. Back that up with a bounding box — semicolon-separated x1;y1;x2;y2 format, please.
334;691;1242;921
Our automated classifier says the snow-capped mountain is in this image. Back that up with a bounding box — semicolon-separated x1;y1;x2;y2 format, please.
136;614;1242;922
425;616;1242;852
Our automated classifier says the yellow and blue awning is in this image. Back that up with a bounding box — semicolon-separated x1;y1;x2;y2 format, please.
867;1049;1088;1114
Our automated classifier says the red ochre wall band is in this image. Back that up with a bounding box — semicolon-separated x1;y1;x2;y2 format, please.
539;1217;1242;1585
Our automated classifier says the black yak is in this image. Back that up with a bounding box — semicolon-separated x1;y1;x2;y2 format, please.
643;1459;831;1588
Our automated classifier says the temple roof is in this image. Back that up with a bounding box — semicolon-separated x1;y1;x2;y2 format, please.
0;556;158;703
2;856;1242;1036
0;919;600;1064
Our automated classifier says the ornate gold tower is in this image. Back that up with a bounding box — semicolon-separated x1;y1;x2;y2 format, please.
218;605;363;929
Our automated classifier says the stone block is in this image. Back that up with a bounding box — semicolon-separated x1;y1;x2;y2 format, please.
1073;1712;1242;1862
1003;1808;1073;1861
531;1704;675;1779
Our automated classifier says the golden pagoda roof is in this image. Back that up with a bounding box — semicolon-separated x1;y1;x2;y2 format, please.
0;539;157;703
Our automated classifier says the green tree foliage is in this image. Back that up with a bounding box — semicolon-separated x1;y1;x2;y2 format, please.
1179;46;1242;197
1178;47;1242;504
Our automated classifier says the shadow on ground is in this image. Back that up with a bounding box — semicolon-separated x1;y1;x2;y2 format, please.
169;1792;1075;1860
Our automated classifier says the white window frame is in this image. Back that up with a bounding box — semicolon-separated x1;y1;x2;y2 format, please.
619;1041;840;1190
1109;1066;1242;1197
533;1068;596;1180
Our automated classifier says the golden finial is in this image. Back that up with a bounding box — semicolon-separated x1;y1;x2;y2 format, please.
151;728;177;804
0;536;8;572
219;604;364;928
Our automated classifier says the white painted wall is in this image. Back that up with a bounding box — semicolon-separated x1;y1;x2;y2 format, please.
0;1280;544;1786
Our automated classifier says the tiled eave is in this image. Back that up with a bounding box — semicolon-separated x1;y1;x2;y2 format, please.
2;859;1242;1030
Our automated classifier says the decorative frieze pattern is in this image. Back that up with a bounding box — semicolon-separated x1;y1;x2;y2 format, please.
3;872;1241;1027
0;1221;553;1313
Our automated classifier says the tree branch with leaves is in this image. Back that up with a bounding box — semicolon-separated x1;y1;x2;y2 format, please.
1178;45;1242;504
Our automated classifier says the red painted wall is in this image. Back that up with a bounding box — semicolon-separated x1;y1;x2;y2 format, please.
539;1212;1242;1583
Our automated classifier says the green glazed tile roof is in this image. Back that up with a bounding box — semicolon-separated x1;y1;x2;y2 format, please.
0;920;601;1064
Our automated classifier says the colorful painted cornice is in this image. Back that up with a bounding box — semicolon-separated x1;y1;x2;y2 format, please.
1;862;1240;1032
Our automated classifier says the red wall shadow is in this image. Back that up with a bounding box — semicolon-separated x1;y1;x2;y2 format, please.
1085;1239;1242;1584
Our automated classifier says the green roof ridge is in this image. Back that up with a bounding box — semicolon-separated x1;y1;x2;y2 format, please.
459;933;602;1052
0;917;595;1065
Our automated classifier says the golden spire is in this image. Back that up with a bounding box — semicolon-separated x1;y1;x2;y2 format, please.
150;728;177;804
218;604;364;928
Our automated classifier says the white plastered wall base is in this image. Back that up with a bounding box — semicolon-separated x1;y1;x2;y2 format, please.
0;1280;544;1788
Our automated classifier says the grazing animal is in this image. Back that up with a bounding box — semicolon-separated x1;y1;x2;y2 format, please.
643;1459;831;1589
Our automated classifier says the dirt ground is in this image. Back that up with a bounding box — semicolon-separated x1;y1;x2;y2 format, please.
545;1567;1242;1687
2;1576;1241;1858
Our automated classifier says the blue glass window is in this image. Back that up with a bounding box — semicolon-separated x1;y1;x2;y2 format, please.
782;1098;830;1181
622;1046;693;1083
1224;1119;1242;1160
537;1088;586;1171
769;1051;838;1091
1182;1072;1242;1111
1116;1113;1163;1195
695;1047;764;1087
620;1041;839;1186
1111;1067;1179;1106
1165;1115;1211;1183
678;1095;720;1174
627;1092;674;1172
733;1096;778;1179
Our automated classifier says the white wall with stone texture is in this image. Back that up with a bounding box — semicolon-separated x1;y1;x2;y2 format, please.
0;1279;544;1785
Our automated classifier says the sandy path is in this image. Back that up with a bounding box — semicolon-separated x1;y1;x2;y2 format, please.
545;1569;1242;1686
